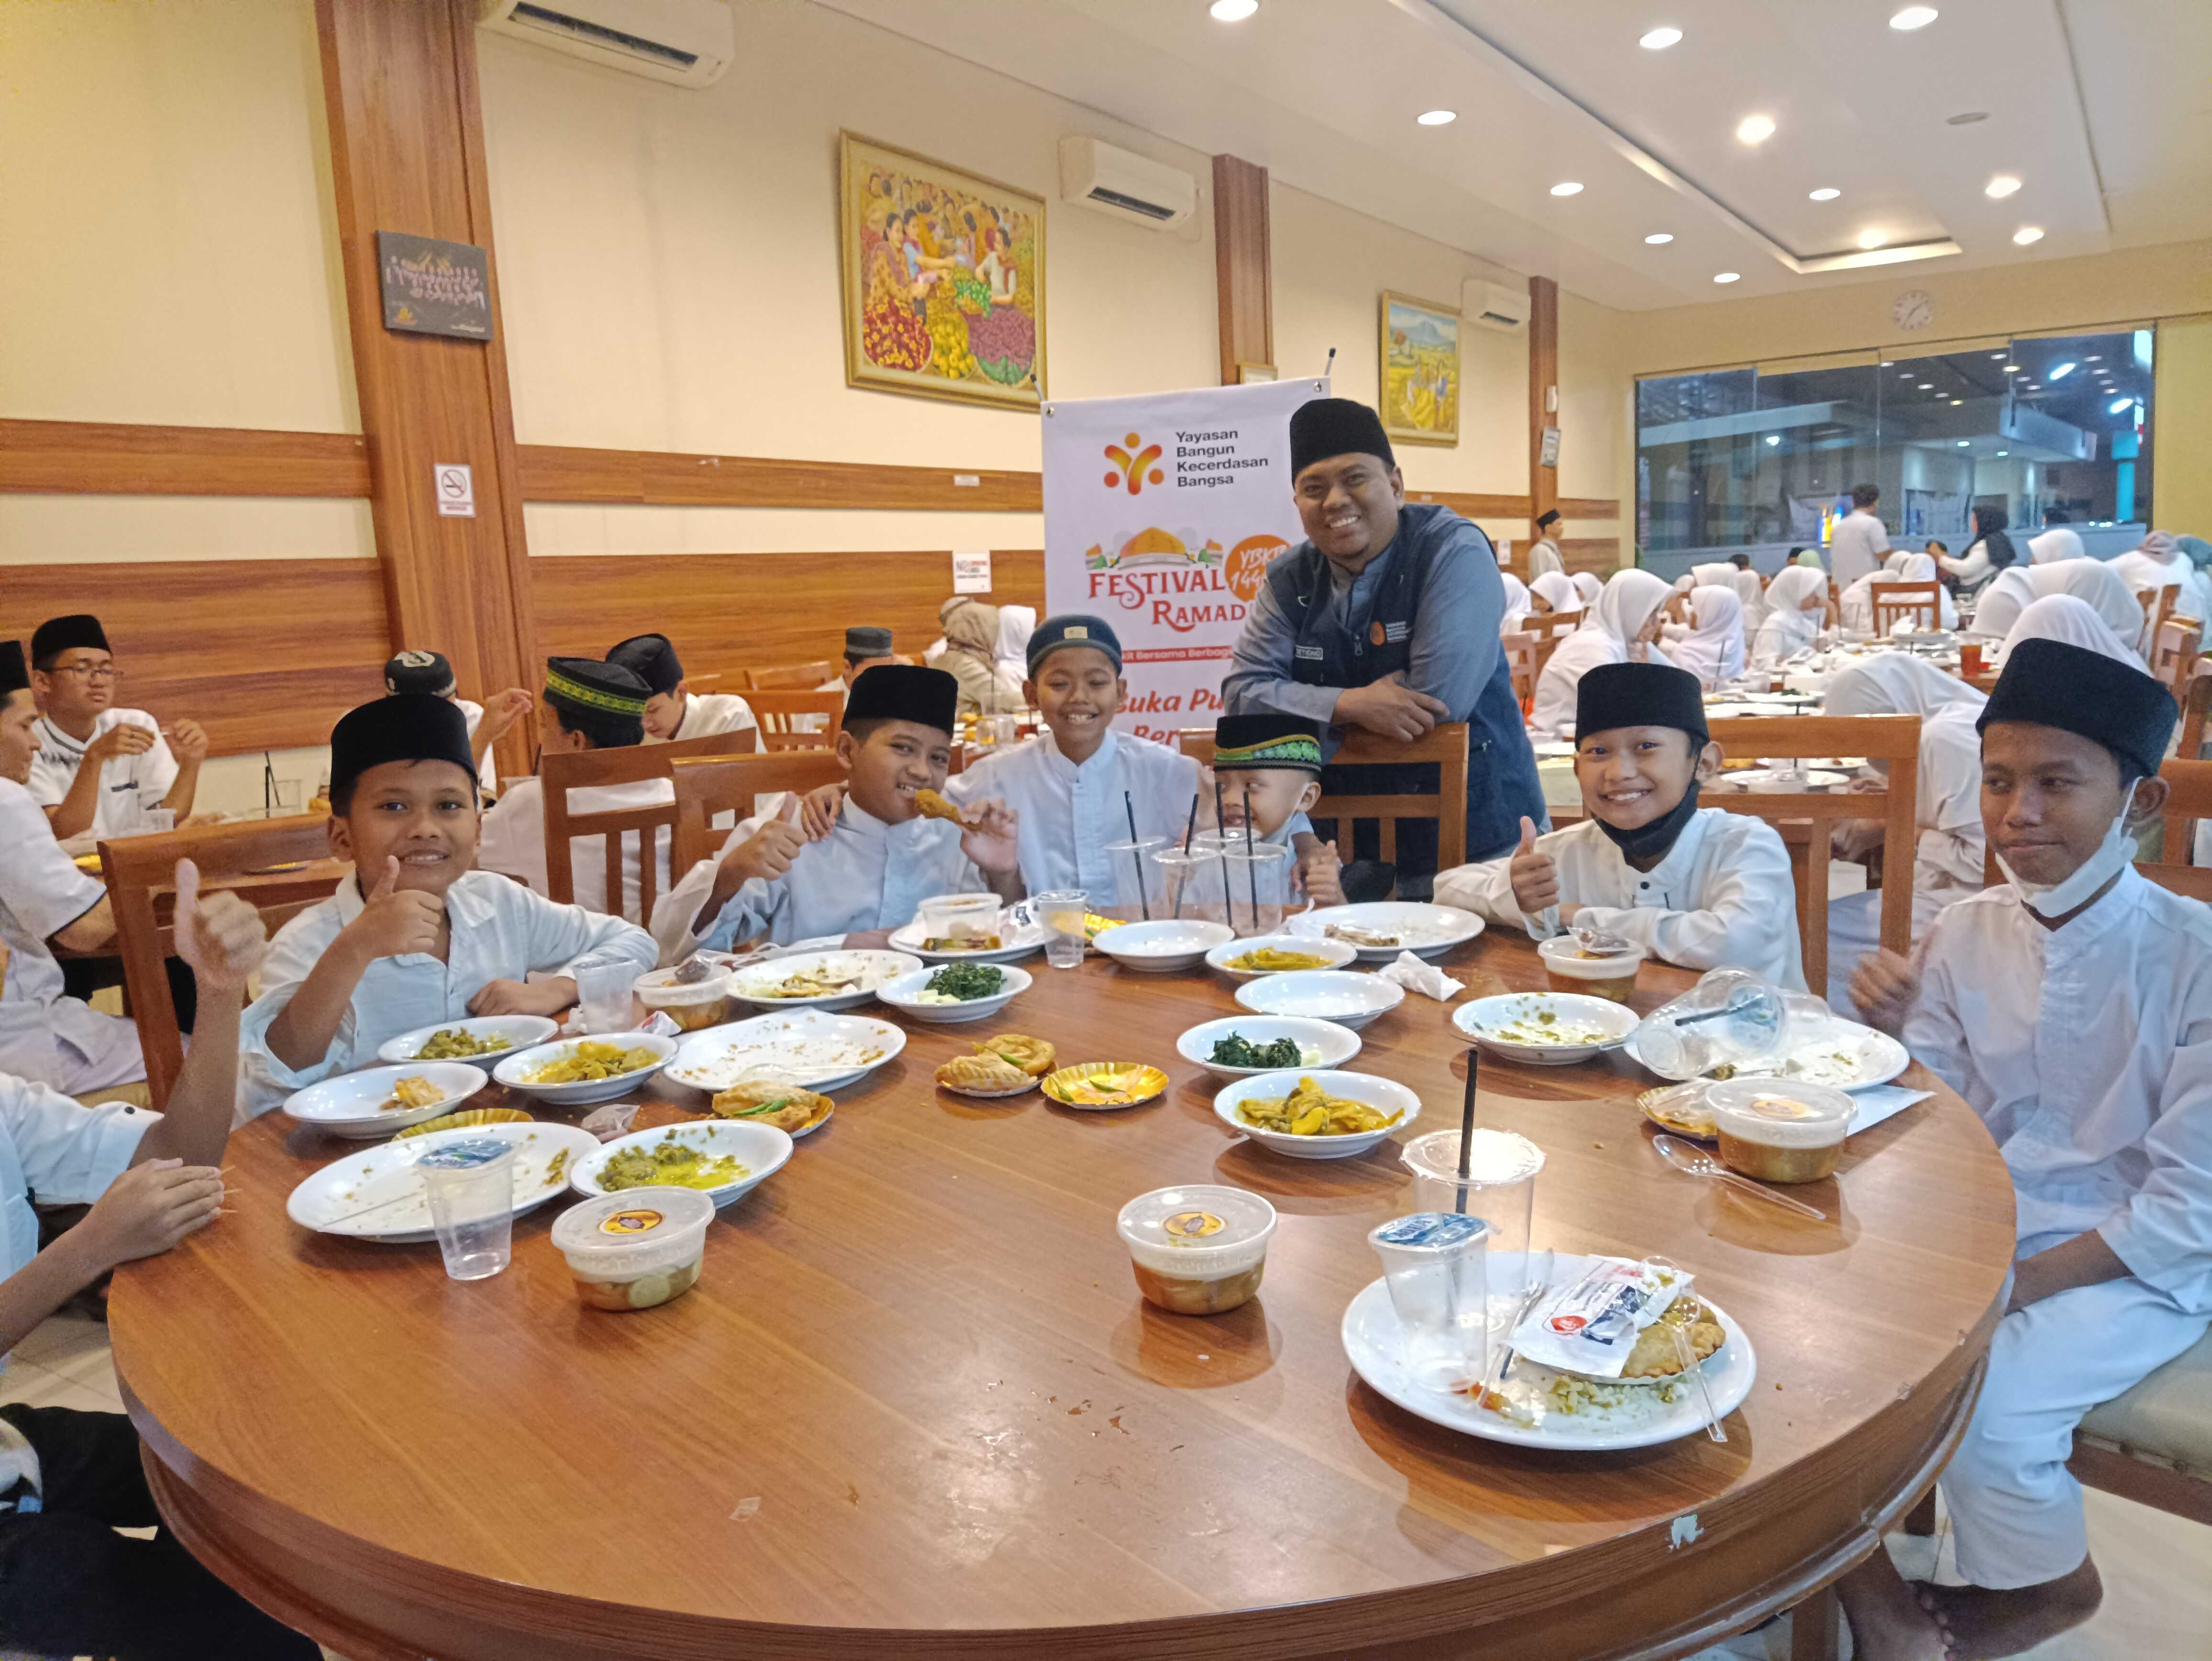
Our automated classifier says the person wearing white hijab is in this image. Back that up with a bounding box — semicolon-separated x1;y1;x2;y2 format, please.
1751;565;1830;665
1526;570;1582;620
1497;572;1531;636
1727;564;1769;634
1526;569;1676;738
1821;654;1990;1005
1970;560;2145;660
1840;551;1958;633
992;605;1038;697
1691;561;1738;591
1571;571;1604;608
1670;586;1745;688
2027;525;2084;565
1998;594;2145;670
2111;531;2211;649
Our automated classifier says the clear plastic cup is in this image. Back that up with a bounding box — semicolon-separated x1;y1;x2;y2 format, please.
1400;1128;1544;1304
574;960;642;1033
1104;837;1167;916
1537;935;1646;1001
1368;1211;1492;1390
1116;1185;1275;1316
1149;846;1224;924
918;892;1002;950
633;965;732;1032
552;1187;715;1311
1035;889;1088;969
417;1139;517;1281
1218;842;1292;936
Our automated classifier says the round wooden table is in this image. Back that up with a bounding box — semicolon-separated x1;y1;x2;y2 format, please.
112;931;2016;1661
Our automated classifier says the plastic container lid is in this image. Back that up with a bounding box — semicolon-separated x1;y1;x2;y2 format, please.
552;1186;715;1279
1706;1079;1855;1149
1401;1128;1545;1188
1537;936;1648;977
635;965;731;1004
1117;1185;1275;1276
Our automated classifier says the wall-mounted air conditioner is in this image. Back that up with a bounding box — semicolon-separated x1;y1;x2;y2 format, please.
1059;136;1198;232
1464;279;1530;332
478;0;735;88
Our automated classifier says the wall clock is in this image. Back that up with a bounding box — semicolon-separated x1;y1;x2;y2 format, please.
1891;289;1935;331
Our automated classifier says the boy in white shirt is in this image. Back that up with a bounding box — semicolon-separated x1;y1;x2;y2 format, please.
383;649;531;778
653;665;1020;960
606;633;757;745
239;695;656;1116
26;614;206;844
1436;661;1806;990
0;871;320;1658
478;658;668;920
1837;639;2207;1661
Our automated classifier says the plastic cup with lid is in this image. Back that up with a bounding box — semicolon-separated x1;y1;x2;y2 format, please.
552;1186;716;1312
1707;1078;1855;1185
1400;1128;1544;1304
1115;1185;1276;1317
1537;934;1646;1001
1368;1211;1493;1391
418;1139;517;1281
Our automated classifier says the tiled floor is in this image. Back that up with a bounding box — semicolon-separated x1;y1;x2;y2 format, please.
5;1316;2206;1660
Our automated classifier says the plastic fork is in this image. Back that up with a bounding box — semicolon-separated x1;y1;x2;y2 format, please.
1651;1134;1828;1222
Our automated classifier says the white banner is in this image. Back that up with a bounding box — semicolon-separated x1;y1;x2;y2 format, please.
1042;378;1323;744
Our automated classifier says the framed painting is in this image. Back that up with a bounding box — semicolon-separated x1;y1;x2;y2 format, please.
839;133;1046;411
1378;290;1461;447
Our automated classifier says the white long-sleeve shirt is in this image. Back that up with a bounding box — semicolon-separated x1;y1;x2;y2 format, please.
25;709;177;840
1902;871;2212;1315
477;774;674;923
651;691;757;745
238;867;656;1117
944;729;1200;899
0;780;142;1091
0;1075;153;1288
1435;808;1807;991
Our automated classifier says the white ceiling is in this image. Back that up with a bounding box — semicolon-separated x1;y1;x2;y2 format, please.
804;0;2212;310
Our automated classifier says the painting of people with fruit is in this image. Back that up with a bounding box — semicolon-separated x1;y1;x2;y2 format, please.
840;133;1046;411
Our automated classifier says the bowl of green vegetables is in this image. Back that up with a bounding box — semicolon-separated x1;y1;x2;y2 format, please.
876;961;1031;1025
1176;1015;1363;1082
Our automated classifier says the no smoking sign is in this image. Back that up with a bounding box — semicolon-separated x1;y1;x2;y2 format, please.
433;462;476;518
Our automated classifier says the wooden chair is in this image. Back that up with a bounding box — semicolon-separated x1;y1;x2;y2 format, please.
744;689;844;751
1702;715;1922;995
98;815;341;1108
1870;579;1942;636
1176;723;1470;872
668;751;847;886
2150;619;2201;703
1500;630;1538;707
2156;667;2210;864
539;731;755;923
2139;757;2212;901
2138;583;2178;645
746;660;836;691
1524;609;1580;675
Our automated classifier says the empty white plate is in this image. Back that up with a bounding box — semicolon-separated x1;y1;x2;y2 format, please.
1235;970;1404;1030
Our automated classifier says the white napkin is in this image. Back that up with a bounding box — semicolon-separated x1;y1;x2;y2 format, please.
1379;950;1463;1001
1845;1085;1931;1136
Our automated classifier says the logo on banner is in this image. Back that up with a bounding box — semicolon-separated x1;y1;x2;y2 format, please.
1103;432;1166;496
1224;534;1290;601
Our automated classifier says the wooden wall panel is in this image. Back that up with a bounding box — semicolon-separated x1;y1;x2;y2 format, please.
516;445;1040;511
1527;274;1559;551
530;552;1047;676
0;560;387;755
1212;155;1273;385
1561;536;1624;576
0;420;369;498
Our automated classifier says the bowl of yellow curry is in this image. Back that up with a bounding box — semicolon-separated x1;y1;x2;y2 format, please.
1202;933;1359;980
493;1034;679;1106
1212;1070;1421;1161
568;1119;791;1207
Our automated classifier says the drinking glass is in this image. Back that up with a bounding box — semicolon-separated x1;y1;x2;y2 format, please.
1399;1129;1544;1304
1035;889;1088;969
1148;846;1224;924
419;1140;516;1281
1369;1212;1491;1391
574;960;641;1032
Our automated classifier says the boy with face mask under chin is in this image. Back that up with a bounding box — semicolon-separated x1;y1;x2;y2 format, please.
1432;661;1806;991
1833;639;2211;1661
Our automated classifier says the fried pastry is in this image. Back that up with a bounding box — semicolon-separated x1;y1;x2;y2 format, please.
975;1033;1054;1077
711;1080;834;1134
1618;1317;1725;1379
936;1053;1035;1096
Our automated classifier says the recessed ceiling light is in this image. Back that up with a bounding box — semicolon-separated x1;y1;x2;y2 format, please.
1736;114;1775;144
2013;225;2044;244
1946;111;1988;125
2003;363;2021;371
1639;25;1683;50
1985;174;2022;199
1990;352;2006;359
1764;434;1781;446
1995;450;2008;456
1890;6;1939;30
1857;230;1889;250
1808;187;1841;201
1208;0;1258;18
1645;232;1674;244
2049;362;2076;380
1956;440;1970;447
1416;109;1457;126
1714;271;1741;283
1917;382;1933;389
1901;371;1914;378
1950;398;1963;406
1880;359;1894;366
2085;354;2101;362
2109;396;2134;414
1550;181;1584;196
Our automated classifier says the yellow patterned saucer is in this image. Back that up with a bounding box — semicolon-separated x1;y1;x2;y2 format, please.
1041;1062;1168;1111
396;1107;534;1140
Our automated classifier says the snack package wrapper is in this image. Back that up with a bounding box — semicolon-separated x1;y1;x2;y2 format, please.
579;1103;642;1141
1509;1256;1692;1379
1378;951;1464;1002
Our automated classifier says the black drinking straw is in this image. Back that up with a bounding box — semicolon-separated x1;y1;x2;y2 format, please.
1181;793;1200;854
1241;784;1261;927
1172;794;1201;920
1124;791;1150;920
1455;1049;1478;1214
1213;774;1229;928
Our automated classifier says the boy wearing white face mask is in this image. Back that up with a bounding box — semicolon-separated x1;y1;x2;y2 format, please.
1838;638;2208;1661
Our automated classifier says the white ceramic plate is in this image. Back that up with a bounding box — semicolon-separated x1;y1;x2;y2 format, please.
1717;768;1849;792
492;1034;679;1106
282;1062;489;1140
1203;932;1360;980
886;908;1048;963
1287;902;1483;962
1093;919;1236;973
1531;740;1578;760
1213;1069;1421;1161
1626;1016;1911;1093
1175;1015;1363;1081
1235;970;1405;1030
663;1009;906;1095
568;1118;793;1207
1342;1252;1756;1451
874;963;1032;1025
286;1121;600;1243
727;949;923;1010
375;1016;558;1066
1452;992;1637;1064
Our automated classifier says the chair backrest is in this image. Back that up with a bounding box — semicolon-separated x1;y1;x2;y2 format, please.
1175;723;1470;871
539;730;755;922
1871;579;1941;634
1500;630;1538;706
1525;610;1580;674
747;660;836;691
2156;754;2212;876
744;689;844;750
1702;714;1923;996
2139;584;2177;642
98;814;340;1108
2150;620;2201;702
669;751;847;884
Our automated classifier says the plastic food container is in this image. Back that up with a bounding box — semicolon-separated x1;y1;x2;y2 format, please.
1537;935;1647;1001
551;1186;715;1311
917;892;1002;950
1708;1079;1854;1184
1116;1185;1276;1316
633;965;733;1033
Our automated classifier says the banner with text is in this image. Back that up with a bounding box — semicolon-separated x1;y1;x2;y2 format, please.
1042;378;1322;743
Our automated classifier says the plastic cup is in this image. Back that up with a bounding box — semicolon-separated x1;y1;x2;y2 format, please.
918;892;1002;950
1400;1129;1544;1305
1150;846;1224;924
1537;935;1646;1001
552;1187;715;1311
138;808;176;836
417;1139;517;1281
574;960;641;1033
1035;889;1088;969
632;965;731;1032
1117;1185;1275;1317
1218;842;1293;936
1368;1211;1492;1390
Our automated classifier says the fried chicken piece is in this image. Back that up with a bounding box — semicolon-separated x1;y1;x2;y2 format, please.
913;788;970;827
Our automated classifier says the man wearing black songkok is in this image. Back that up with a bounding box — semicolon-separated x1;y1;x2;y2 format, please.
27;613;209;843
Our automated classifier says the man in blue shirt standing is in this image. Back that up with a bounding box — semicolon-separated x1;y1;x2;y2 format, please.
1223;397;1545;879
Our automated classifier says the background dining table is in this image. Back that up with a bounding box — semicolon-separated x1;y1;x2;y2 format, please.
111;926;2017;1661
